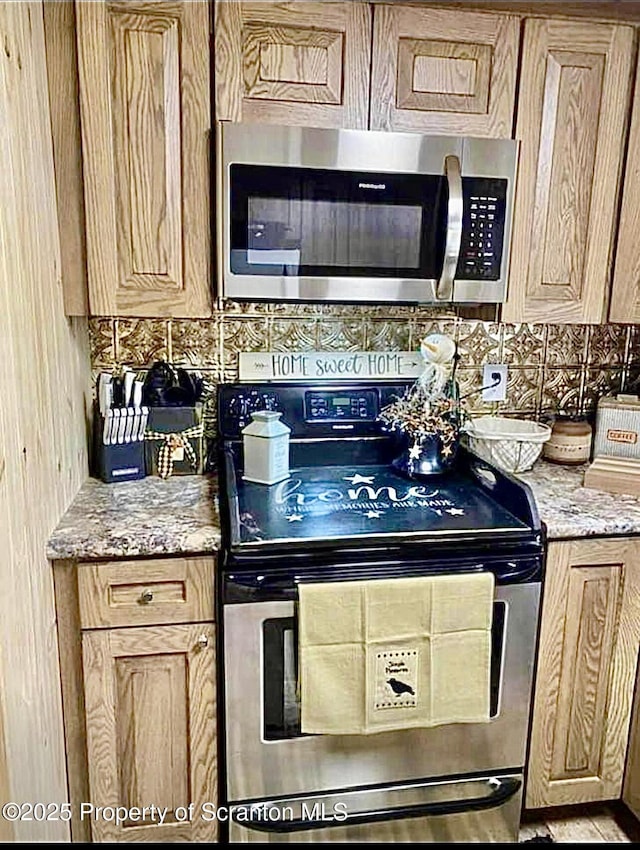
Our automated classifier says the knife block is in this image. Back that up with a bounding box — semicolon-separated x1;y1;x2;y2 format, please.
92;410;146;484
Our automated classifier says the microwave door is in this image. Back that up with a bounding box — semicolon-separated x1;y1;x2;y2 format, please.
228;163;447;302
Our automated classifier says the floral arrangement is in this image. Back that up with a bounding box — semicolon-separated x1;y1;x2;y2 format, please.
379;391;462;459
378;334;466;465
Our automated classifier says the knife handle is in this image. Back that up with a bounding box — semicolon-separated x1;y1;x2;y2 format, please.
132;380;144;410
102;410;112;445
123;370;136;408
117;408;128;444
109;409;120;445
138;406;149;442
123;408;135;443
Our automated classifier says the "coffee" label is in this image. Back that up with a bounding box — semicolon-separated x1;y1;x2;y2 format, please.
606;429;638;445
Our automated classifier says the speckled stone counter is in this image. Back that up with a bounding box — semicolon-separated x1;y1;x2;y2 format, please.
47;460;640;562
519;459;640;540
46;475;221;561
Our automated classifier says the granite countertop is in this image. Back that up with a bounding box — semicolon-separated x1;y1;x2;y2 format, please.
519;460;640;539
47;461;640;562
46;475;221;561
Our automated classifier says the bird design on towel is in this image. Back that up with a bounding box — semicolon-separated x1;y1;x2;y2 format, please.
387;678;415;697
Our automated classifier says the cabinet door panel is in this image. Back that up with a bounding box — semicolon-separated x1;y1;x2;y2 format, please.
82;624;217;842
550;566;620;781
116;653;189;813
215;1;371;129
611;49;640;323
503;19;634;323
370;6;519;137
623;662;640;819
76;1;211;316
526;539;640;808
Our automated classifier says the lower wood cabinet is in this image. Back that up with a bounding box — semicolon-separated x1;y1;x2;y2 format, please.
53;556;217;843
526;538;640;808
82;624;217;842
623;660;640;820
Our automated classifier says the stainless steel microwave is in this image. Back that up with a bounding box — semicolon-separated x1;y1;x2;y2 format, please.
217;123;519;304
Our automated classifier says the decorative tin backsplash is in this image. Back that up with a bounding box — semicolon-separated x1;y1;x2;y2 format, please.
89;302;640;431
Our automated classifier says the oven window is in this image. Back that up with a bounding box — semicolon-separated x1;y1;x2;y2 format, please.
263;618;301;740
263;602;507;740
230;164;446;279
490;601;507;719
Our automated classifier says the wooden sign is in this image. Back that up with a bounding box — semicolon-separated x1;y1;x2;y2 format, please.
239;351;424;382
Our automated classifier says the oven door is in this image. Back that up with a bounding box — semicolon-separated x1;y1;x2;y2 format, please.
223;581;540;805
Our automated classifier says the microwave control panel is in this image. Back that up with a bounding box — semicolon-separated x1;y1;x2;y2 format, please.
457;177;508;281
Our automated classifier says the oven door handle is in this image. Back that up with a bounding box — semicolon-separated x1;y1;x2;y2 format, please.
232;774;521;833
436;154;463;302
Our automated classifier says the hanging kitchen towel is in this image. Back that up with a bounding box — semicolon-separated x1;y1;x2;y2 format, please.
298;572;494;735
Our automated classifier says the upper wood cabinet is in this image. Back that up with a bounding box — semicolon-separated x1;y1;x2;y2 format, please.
215;1;372;129
503;18;634;324
527;538;640;809
214;1;519;137
76;1;211;317
369;5;520;137
610;48;640;323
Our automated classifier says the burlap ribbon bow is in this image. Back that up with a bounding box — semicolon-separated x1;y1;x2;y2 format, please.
145;424;203;479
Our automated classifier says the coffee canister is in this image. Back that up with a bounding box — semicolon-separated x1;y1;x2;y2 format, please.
543;418;592;465
242;410;291;485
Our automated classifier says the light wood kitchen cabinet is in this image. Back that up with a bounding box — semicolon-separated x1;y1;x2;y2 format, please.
526;538;640;809
53;555;217;843
503;18;634;324
77;557;214;629
214;1;372;129
214;1;520;138
369;5;520;138
610;47;640;323
623;660;640;820
75;1;211;317
82;623;217;842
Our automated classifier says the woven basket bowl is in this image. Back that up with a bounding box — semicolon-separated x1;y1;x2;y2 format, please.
464;416;552;474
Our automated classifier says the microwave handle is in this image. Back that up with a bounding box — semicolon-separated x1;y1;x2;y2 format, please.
436;155;463;301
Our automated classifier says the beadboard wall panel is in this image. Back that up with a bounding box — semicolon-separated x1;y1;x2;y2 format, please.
42;0;88;317
0;653;12;842
0;2;90;841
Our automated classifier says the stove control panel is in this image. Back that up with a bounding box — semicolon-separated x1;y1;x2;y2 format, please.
305;389;378;422
221;388;281;432
217;381;414;440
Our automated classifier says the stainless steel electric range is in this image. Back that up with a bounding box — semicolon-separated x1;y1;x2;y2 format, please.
216;380;544;843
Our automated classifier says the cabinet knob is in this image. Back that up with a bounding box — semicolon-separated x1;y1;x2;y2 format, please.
196;633;209;650
139;588;154;605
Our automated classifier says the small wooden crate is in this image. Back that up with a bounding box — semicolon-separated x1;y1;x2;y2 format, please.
583;455;640;497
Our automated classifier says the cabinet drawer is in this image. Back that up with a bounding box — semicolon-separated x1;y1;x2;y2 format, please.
78;557;214;629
